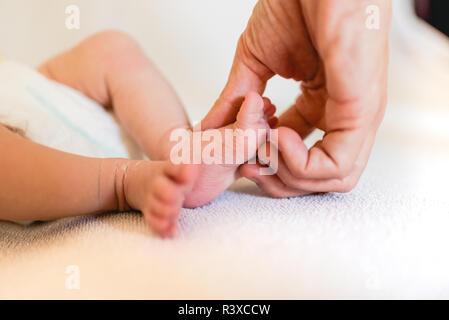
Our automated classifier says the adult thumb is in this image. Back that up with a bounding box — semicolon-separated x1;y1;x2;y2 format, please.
201;38;270;130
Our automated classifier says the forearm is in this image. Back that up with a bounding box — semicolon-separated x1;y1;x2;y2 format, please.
0;126;127;221
38;31;190;161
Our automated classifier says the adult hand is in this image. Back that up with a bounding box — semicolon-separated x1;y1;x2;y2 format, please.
202;0;391;197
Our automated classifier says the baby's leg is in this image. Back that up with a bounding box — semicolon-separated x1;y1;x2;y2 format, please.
0;122;198;238
38;30;190;161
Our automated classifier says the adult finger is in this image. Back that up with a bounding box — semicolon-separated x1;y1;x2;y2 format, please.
274;117;369;180
240;162;308;198
201;37;271;130
273;137;373;193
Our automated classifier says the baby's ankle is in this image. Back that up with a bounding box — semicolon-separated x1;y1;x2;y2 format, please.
149;125;193;161
113;160;133;212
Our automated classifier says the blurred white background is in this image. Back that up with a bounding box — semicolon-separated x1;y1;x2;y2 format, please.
0;1;448;299
0;0;447;122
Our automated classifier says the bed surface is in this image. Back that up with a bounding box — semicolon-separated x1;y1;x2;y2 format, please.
1;103;448;299
2;1;449;297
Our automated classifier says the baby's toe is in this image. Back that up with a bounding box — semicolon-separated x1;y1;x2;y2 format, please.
143;211;173;237
150;196;182;220
236;91;265;130
263;97;276;118
165;162;198;186
153;175;183;204
268;116;279;128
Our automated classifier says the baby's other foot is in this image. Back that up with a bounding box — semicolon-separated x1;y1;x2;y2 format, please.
124;161;198;237
183;91;272;208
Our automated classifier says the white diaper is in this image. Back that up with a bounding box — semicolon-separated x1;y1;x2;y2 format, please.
0;60;135;159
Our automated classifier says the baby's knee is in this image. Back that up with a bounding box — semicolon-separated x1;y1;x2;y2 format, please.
84;30;142;60
92;30;135;46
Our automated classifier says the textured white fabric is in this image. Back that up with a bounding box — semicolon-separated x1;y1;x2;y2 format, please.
0;92;448;298
2;0;449;299
1;55;449;299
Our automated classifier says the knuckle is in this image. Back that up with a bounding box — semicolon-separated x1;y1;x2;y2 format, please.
291;165;306;178
281;173;301;190
334;161;354;180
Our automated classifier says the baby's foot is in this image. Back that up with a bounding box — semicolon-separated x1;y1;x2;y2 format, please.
123;160;198;237
183;92;275;208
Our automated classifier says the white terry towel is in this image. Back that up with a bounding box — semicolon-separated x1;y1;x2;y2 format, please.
0;61;449;299
0;125;448;299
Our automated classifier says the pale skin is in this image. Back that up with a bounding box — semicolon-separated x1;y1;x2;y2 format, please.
0;31;274;237
203;0;392;197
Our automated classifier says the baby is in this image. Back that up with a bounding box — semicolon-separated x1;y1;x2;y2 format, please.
0;31;277;237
